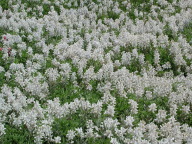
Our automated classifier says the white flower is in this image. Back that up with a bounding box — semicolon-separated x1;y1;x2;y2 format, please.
45;68;60;82
104;105;115;117
132;49;138;59
66;130;76;141
139;54;145;65
85;128;94;137
75;127;84;138
0;66;5;73
104;130;113;138
0;123;6;136
110;137;120;144
170;104;177;116
53;136;61;143
162;62;171;69
156;110;167;122
129;99;138;114
115;127;127;140
157;0;168;6
146;122;158;142
146;91;153;99
148;103;157;113
182;105;190;114
5;72;11;80
102;118;120;130
124;116;134;127
121;52;132;65
154;50;160;64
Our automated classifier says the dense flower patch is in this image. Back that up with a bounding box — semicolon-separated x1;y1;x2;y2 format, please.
0;0;192;143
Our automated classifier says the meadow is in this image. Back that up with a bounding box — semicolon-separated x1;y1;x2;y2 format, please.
0;0;192;143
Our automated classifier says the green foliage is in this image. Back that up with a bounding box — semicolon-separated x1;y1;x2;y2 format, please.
115;95;131;120
52;110;106;144
48;79;102;104
163;24;178;41
176;106;192;126
15;50;29;65
182;22;192;44
0;0;9;10
0;71;5;88
86;137;110;144
0;125;34;144
52;116;81;143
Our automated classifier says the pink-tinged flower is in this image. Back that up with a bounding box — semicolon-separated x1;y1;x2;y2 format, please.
0;48;12;56
3;36;7;40
8;48;12;56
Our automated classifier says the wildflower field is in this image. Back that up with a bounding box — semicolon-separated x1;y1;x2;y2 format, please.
0;0;192;143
